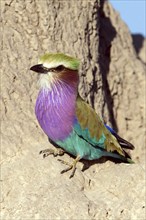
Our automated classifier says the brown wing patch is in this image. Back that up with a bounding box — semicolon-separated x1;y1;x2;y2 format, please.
76;96;125;156
76;96;103;139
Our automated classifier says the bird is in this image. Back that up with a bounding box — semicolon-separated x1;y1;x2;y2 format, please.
30;53;134;178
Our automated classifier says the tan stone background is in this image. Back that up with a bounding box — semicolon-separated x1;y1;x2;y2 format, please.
1;0;145;219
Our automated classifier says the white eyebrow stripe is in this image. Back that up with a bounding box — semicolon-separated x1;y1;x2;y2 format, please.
43;61;66;69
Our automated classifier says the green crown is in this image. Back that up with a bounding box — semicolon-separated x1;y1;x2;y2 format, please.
39;53;80;70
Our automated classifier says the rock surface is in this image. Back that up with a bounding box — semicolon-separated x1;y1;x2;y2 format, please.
1;0;145;219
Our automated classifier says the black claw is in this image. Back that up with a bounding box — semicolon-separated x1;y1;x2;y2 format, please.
61;169;69;174
39;150;43;154
43;154;46;158
69;174;73;179
70;169;76;178
60;170;66;174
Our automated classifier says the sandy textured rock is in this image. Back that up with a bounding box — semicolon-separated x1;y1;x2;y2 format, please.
1;0;145;219
99;2;145;161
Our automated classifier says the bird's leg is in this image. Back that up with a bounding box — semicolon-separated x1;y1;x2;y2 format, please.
58;155;81;178
39;148;64;158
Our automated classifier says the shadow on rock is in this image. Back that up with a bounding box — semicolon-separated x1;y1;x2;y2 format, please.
132;34;145;55
98;1;118;132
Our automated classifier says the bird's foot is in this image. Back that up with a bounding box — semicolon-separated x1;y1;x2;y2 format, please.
58;155;81;178
39;148;64;158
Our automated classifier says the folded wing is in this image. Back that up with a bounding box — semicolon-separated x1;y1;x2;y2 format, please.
75;96;126;156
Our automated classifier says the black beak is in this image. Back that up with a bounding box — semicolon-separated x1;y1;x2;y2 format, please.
30;64;48;74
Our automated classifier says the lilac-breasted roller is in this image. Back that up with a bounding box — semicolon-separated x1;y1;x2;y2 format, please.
30;53;134;178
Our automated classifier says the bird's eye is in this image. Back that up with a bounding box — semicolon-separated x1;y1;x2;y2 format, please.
55;65;65;71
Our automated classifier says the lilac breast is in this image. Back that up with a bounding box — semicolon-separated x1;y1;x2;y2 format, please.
35;83;77;141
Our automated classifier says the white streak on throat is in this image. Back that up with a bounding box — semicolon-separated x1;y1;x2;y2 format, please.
38;72;56;90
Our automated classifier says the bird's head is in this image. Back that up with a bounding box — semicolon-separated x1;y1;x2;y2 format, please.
30;53;80;90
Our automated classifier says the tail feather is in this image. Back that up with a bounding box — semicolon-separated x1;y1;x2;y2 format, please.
105;124;135;150
127;158;135;164
113;133;134;149
103;150;135;163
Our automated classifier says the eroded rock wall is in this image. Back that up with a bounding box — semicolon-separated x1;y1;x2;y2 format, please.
1;0;145;219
